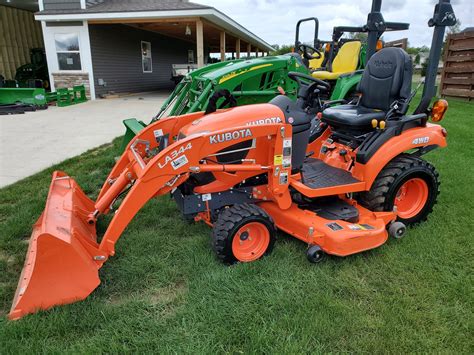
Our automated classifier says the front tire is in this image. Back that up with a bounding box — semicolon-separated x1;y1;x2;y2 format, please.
358;154;440;226
212;204;276;264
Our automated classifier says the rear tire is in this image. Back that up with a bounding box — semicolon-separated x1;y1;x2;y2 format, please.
212;204;276;264
358;154;440;226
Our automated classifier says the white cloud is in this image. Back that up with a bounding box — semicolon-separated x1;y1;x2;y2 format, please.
197;0;474;48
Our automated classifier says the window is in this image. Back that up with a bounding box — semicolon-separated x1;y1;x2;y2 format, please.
55;33;81;70
141;41;152;73
188;50;195;64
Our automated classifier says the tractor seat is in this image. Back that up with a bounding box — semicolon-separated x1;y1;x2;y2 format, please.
322;105;385;131
309;54;325;71
321;47;413;132
312;41;361;80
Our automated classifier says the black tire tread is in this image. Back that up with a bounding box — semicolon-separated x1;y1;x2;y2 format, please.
358;154;440;225
212;203;275;263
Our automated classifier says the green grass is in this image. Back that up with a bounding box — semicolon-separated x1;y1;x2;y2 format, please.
1;98;473;353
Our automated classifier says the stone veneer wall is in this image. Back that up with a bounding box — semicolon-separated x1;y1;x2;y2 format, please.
52;73;91;98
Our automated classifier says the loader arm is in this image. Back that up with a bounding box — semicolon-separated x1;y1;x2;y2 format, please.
10;118;293;320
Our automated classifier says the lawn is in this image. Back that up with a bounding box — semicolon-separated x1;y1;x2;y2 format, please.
0;97;473;353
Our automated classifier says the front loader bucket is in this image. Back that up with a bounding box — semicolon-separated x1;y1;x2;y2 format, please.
9;171;101;320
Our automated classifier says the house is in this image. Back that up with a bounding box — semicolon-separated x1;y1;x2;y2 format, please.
2;0;273;99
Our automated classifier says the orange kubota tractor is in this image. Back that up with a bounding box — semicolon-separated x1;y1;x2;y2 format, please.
10;0;456;320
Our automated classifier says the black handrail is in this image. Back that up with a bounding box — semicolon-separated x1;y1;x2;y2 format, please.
414;0;456;114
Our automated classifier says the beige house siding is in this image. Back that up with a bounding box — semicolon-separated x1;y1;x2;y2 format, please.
0;5;44;80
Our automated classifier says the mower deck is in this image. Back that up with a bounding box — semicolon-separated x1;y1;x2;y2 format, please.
260;201;395;257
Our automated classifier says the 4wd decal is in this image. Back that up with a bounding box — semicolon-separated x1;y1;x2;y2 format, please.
209;129;252;144
246;117;282;126
412;137;430;145
158;143;192;169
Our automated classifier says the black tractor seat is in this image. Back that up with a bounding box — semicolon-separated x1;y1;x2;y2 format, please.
321;47;413;133
322;105;385;132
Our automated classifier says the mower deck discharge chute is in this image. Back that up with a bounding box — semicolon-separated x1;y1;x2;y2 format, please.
10;0;455;320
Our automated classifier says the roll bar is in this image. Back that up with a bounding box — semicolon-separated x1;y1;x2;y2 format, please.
329;0;409;64
414;0;456;114
295;17;319;49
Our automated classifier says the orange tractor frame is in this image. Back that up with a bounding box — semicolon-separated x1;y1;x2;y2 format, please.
9;0;455;320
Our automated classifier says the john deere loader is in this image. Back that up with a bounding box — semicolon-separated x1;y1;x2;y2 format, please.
121;4;409;150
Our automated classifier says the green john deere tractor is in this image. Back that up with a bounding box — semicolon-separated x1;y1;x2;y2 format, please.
121;0;408;150
121;53;309;149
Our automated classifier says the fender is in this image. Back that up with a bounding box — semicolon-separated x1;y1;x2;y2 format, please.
330;72;362;100
352;123;447;188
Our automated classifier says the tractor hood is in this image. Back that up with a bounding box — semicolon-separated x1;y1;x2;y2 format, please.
179;103;285;138
198;55;302;82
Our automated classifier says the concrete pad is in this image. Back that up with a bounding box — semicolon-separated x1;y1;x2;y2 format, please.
0;91;169;188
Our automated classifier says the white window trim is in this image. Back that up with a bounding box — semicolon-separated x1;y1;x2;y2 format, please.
141;41;152;73
55;33;82;71
41;21;96;99
52;32;83;72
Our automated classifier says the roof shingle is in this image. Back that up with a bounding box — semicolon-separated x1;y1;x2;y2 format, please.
39;0;211;15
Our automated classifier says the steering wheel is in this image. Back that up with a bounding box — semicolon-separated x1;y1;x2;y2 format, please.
205;89;237;115
297;44;322;60
288;71;330;91
288;72;331;111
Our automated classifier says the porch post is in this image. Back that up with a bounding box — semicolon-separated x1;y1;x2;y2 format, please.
247;43;251;58
236;38;241;59
220;31;226;62
196;19;204;68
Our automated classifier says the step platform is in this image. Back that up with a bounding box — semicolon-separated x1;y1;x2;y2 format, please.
301;158;360;189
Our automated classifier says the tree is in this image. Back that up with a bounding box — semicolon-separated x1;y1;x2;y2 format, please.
414;54;421;65
447;19;462;36
442;19;462;57
421;59;429;77
347;32;368;42
269;44;294;56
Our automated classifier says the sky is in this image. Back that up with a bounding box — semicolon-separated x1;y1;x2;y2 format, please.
197;0;474;49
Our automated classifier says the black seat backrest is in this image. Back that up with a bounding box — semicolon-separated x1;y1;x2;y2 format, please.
358;47;412;111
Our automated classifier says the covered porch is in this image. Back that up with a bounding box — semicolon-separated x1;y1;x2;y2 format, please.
88;17;271;66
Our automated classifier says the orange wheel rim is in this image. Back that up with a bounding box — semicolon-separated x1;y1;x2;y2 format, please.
394;178;429;219
232;222;270;262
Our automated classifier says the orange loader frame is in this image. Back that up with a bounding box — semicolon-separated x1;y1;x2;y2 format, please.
10;111;292;320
